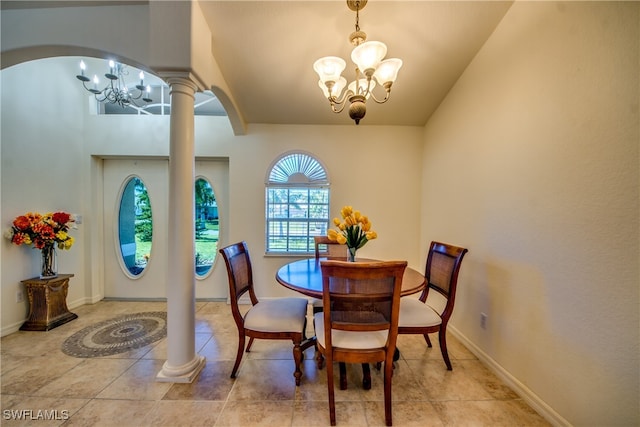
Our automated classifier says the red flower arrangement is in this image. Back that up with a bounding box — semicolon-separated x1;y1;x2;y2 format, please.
6;211;75;250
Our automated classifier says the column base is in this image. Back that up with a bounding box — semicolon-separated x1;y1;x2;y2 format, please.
156;354;206;383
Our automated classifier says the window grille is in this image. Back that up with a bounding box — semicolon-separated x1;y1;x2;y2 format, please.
266;152;330;254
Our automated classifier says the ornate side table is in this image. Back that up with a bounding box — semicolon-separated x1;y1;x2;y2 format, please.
20;274;78;331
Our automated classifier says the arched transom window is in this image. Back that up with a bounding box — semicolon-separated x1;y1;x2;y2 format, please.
266;152;330;254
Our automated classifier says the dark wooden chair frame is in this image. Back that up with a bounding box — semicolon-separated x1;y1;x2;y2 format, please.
398;241;468;370
219;241;316;386
316;260;407;426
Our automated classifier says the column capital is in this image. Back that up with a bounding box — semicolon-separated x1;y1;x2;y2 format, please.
157;69;205;93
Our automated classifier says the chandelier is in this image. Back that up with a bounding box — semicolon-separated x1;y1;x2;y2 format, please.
76;60;153;108
313;0;402;124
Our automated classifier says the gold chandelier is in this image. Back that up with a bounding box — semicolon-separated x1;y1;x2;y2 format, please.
313;0;402;124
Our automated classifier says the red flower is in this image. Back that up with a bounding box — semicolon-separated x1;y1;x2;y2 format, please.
12;215;30;231
33;238;46;249
11;232;28;245
52;212;71;226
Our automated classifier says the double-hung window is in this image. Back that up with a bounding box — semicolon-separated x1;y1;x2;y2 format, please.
266;152;330;254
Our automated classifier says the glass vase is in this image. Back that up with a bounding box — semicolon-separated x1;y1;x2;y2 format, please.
40;244;58;279
347;246;357;262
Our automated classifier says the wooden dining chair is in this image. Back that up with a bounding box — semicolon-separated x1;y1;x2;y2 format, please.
314;235;371;389
315;260;407;426
398;241;468;370
311;236;345;313
219;241;315;386
314;235;345;259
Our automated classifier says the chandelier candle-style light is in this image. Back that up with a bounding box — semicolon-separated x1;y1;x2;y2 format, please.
314;0;402;124
76;60;153;108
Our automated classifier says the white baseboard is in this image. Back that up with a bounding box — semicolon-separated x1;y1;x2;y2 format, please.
449;325;571;427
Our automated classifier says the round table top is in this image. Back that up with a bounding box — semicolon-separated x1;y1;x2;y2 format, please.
276;257;426;299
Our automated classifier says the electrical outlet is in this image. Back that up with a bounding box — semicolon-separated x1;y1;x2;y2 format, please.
480;312;487;329
16;289;24;303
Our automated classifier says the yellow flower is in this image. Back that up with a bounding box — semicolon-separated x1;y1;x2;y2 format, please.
56;231;68;241
59;236;74;250
341;206;353;218
326;206;378;252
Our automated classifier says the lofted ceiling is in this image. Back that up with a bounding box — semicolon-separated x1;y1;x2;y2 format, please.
198;1;513;126
2;1;514;127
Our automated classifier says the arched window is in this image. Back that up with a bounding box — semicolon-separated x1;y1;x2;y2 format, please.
265;152;330;254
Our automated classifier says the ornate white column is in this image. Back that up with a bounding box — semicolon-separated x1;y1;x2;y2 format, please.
157;75;205;382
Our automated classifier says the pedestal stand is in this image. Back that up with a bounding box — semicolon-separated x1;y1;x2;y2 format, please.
20;274;77;331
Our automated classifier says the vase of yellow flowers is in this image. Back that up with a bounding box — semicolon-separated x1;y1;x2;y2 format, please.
327;206;377;262
6;212;75;279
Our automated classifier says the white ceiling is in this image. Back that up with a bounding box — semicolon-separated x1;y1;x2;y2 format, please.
198;1;513;126
3;1;514;126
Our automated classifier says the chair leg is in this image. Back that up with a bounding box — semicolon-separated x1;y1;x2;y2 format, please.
438;327;452;370
339;362;347;390
383;359;394;426
246;337;255;352
292;340;303;386
423;333;432;348
327;359;336;426
362;363;371;390
317;351;325;369
231;331;246;379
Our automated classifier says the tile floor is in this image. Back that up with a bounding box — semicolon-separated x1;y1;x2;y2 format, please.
1;300;550;426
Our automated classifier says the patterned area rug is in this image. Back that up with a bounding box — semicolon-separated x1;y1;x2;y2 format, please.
62;312;167;358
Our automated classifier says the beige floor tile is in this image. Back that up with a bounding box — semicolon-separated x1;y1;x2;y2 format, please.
292;400;368;426
0;395;89;427
95;359;172;401
61;399;157;427
226;359;298;401
33;358;136;398
406;359;494;401
214;400;295;426
0;300;548;427
457;359;519;400
162;360;235;401
432;399;551;426
364;400;446;427
142;400;225;427
1;355;82;395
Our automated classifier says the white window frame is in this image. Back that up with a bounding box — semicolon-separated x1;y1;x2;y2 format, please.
265;151;330;255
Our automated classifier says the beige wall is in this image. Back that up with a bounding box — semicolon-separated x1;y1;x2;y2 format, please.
1;58;424;331
421;2;638;425
1;2;638;426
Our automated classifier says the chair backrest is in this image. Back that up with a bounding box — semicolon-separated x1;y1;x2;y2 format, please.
422;241;468;320
314;236;345;259
219;241;259;311
320;260;407;351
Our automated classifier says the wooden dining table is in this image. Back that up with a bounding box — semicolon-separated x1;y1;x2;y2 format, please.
276;256;426;390
275;257;426;299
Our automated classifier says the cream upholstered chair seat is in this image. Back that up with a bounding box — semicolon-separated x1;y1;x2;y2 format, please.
245;298;308;333
314;314;390;349
398;298;442;328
